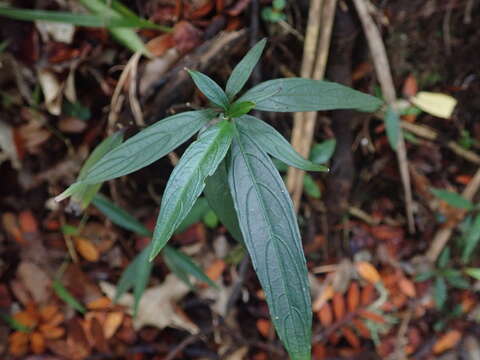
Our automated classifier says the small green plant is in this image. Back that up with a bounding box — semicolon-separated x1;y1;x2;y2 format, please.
262;0;287;23
57;38;382;359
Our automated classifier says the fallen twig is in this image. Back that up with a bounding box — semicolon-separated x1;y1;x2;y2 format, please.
352;0;416;233
287;0;337;211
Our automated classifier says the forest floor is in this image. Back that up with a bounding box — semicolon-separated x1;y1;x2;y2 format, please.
1;0;480;359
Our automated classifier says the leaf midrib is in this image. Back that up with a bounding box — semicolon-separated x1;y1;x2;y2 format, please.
233;126;299;338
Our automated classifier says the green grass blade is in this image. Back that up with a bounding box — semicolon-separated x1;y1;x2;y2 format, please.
430;188;474;210
52;279;86;313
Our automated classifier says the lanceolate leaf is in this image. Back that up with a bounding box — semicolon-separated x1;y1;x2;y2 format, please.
384;106;401;151
236;115;327;172
150;120;234;261
228;125;312;360
238;78;383;113
79;110;215;184
204;159;244;243
430;188;474;211
115;245;152;316
92;193;151;237
163;246;218;289
462;213;480;263
225;38;266;99
187;70;230;110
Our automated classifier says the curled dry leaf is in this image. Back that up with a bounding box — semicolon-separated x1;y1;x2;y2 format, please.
433;330;462;354
356;261;381;284
37;69;63;116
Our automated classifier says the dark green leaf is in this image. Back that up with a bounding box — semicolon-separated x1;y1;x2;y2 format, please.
438;247;451;268
187;70;229;110
384;106;400;151
163;246;218;288
92;194;151;237
52;279;86;313
465;267;480;280
445;275;470;289
310;139;336;164
415;271;435;282
204;159;244;243
175;197;211;234
115;245;152;315
227;101;256;118
62;100;91;120
225;38;266;99
236;115;327;172
78;110;215;184
238;78;383;113
430;188;474;211
462;213;480;263
150;120;234;261
434;276;447;309
228;125;312;360
303;174;321;199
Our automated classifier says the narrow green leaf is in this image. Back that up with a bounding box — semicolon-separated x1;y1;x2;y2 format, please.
384;106;400;151
187;70;230;110
310;139;336;164
150;120;234;261
465;267;480;280
434;276;447;309
415;271;435;282
0;313;32;332
108;0;171;31
462;213;480;263
430;188;474;211
227;101;256;118
228;125;312;360
438;247;451;268
52;279;86;313
79;0;151;56
225;38;267;99
115;245;152;315
204;159;244;243
445;275;470;289
0;6;153;28
163;246;218;288
236;115;327;172
92;193;151;237
238;78;383;113
303;174;321;199
175;197;211;234
78;110;215;184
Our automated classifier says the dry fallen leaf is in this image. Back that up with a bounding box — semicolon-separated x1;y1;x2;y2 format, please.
37;69;63;116
100;274;196;333
75;237;100;262
410;91;457;119
356;261;381;284
104;311;124;339
433;330;462;354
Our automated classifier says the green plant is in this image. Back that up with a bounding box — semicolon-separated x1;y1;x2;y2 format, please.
262;0;287;23
431;188;480;263
57;38;382;359
0;0;169;55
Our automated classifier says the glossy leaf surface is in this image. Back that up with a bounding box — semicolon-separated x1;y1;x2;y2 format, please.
225;38;266;99
228;126;312;360
150;120;234;261
204;159;244;243
80;110;215;184
236;115;327;171
238;78;383;113
187;70;230;110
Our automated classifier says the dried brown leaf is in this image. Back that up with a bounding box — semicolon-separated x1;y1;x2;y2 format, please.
30;331;45;354
104;311;124;339
433;330;462;354
75;237;100;262
356;261;381;284
332;293;346;321
342;327;361;349
317;302;333;327
347;282;360;312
